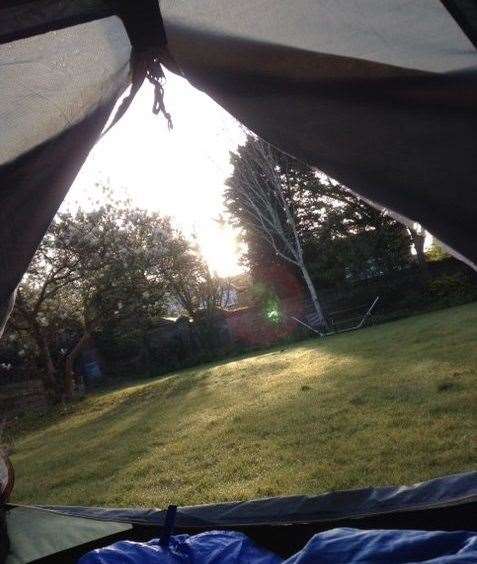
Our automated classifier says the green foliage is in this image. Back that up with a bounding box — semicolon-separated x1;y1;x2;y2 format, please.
426;242;451;262
429;273;477;303
4;187;221;389
10;303;477;507
225;137;412;291
306;224;411;288
96;325;143;362
264;299;282;325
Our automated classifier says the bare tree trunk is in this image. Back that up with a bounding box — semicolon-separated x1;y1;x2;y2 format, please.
64;331;91;401
32;328;58;399
231;135;330;331
409;227;430;284
41;334;56;386
300;262;329;330
14;293;57;391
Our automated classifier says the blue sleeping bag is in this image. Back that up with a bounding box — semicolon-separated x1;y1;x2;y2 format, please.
80;528;477;563
79;530;282;564
285;528;477;563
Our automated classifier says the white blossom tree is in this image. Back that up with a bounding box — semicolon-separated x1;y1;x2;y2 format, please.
8;193;192;399
7;187;246;399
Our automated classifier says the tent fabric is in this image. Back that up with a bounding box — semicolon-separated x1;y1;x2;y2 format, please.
5;506;132;564
0;1;476;331
0;96;124;318
5;472;476;562
442;0;477;49
36;471;477;528
161;0;476;73
160;0;477;269
0;16;131;166
0;1;122;46
0;15;131;317
0;1;166;48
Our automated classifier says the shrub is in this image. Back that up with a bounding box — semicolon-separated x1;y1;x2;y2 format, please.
429;273;476;302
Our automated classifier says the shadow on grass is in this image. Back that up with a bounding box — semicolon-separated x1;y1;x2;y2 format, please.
10;303;477;505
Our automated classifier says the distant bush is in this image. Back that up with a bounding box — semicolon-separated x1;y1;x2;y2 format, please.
429;273;477;304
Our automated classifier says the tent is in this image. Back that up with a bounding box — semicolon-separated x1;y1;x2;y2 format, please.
1;0;476;561
2;465;477;562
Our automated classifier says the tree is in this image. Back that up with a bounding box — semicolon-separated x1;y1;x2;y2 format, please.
57;204;172;398
225;135;329;329
7;192;201;399
147;226;233;320
226;136;413;301
426;239;450;262
407;223;430;284
8;220;83;392
262;162;412;285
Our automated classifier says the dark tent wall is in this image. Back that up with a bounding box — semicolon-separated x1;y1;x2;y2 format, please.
0;15;132;327
160;0;477;269
6;471;477;562
0;0;476;333
1;4;476;559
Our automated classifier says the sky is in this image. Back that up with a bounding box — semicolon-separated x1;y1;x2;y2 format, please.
62;71;245;277
61;70;432;279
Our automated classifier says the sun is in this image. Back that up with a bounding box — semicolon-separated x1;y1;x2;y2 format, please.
64;72;246;279
198;221;245;278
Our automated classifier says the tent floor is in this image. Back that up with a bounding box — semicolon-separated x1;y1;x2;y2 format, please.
31;499;477;563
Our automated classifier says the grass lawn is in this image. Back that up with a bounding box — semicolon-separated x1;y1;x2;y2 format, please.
9;303;477;508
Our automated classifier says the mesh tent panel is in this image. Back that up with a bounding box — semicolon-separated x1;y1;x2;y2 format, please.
0;16;132;323
0;16;131;166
